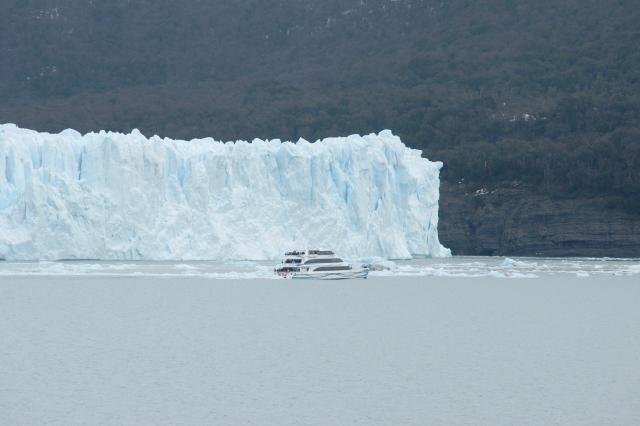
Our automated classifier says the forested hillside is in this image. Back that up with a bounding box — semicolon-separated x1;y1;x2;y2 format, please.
2;0;639;254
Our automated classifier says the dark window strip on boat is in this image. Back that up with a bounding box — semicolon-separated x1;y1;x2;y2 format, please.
309;250;335;255
314;265;352;271
304;258;344;264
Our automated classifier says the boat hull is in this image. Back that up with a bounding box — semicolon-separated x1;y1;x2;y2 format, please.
289;269;369;280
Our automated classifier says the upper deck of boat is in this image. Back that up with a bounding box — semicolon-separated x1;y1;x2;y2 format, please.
280;249;345;266
284;249;335;257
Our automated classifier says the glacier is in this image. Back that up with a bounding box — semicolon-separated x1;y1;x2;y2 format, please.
0;124;450;260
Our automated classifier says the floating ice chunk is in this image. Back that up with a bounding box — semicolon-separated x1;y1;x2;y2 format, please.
501;258;517;268
365;260;399;271
0;124;450;260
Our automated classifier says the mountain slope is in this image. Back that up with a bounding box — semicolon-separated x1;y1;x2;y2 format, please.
1;0;639;255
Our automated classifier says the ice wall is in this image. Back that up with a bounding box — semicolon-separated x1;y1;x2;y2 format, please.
0;124;450;260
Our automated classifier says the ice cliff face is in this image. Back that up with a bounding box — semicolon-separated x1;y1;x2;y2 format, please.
0;124;450;260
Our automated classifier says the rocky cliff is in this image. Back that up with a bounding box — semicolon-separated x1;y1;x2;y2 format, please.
439;183;640;257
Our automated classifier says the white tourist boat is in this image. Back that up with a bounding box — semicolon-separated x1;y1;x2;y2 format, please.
274;250;369;280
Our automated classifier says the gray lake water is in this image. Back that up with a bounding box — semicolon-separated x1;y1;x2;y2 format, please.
1;257;639;425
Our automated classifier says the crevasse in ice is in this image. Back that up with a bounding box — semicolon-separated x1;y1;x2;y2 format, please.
0;124;450;260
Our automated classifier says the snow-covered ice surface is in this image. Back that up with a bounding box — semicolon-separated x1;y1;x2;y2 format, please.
0;256;638;279
1;272;639;425
0;124;449;260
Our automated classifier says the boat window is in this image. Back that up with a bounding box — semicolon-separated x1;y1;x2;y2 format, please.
314;266;352;271
304;258;343;264
276;266;300;272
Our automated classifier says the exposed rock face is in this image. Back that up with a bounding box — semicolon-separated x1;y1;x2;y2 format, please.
439;183;640;257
